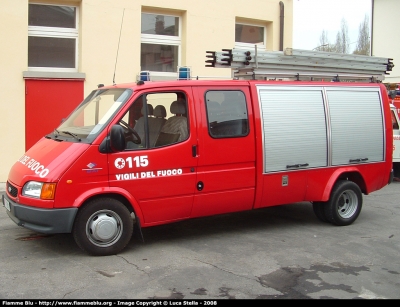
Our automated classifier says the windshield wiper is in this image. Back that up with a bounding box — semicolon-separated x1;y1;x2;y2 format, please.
46;129;60;139
61;130;81;141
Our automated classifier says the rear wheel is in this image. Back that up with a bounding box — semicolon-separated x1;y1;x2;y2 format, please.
312;202;329;223
72;198;134;256
323;180;362;226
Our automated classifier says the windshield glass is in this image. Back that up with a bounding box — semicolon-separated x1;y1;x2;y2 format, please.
55;88;132;142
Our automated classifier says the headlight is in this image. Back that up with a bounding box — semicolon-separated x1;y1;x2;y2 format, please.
22;181;42;198
22;181;56;199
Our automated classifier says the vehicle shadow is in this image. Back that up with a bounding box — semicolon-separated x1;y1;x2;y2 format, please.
136;202;320;247
8;202;325;256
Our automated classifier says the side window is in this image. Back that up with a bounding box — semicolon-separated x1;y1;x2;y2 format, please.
141;13;181;74
121;92;189;150
205;90;249;138
28;3;78;71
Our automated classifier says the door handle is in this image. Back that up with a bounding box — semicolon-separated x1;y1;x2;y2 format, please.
197;181;204;191
349;158;368;163
286;163;309;169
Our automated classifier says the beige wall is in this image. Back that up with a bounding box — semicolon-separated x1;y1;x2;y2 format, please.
0;0;293;182
372;0;400;84
0;0;29;182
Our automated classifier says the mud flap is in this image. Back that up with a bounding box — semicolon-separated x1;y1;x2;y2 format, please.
134;216;145;243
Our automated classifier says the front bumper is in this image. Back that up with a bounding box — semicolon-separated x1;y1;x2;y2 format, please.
2;194;78;234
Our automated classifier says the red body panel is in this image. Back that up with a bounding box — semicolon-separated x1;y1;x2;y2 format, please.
56;145;109;209
7;137;89;208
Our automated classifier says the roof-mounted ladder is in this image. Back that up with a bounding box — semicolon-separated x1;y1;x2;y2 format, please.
205;47;394;82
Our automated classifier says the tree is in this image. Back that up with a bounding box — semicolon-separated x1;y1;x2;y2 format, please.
335;32;342;53
316;18;356;54
353;14;371;55
318;30;329;50
335;18;350;53
316;17;370;55
316;30;336;52
317;30;333;51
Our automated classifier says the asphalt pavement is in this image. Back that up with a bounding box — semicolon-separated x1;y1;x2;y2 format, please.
0;181;400;300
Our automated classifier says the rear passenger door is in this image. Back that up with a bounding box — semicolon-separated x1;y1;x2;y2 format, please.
191;86;256;217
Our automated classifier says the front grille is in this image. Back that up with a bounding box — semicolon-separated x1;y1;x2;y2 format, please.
6;181;18;197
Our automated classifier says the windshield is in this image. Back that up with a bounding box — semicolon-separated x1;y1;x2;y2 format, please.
54;88;132;143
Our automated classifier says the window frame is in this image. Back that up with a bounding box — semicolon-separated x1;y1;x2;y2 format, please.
235;22;266;51
28;3;79;72
205;90;249;139
121;91;189;150
140;12;182;76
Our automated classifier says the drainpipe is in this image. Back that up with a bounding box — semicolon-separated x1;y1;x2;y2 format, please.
279;1;284;51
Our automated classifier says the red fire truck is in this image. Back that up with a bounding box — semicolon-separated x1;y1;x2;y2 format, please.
2;48;395;256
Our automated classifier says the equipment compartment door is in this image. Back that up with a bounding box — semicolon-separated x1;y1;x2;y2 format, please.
256;85;327;208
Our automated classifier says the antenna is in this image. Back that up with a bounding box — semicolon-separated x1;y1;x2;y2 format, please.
113;8;125;85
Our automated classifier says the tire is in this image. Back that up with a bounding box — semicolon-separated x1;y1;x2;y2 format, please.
323;180;362;226
72;198;134;256
312;202;329;223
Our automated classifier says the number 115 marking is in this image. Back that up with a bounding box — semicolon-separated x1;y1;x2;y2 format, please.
126;156;148;168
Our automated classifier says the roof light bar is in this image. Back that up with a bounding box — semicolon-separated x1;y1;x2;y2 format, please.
178;66;191;80
139;71;150;82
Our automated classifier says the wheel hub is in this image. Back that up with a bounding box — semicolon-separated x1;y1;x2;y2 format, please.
338;191;357;218
86;211;123;245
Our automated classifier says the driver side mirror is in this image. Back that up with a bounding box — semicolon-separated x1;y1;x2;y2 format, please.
109;125;126;152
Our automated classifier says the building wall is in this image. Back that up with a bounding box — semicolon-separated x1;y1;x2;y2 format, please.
372;0;400;84
0;0;29;182
0;0;293;182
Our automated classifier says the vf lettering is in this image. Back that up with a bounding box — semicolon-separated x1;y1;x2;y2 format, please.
18;155;50;178
116;168;183;180
157;169;182;176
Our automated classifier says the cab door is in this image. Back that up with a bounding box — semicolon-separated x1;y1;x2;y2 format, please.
108;89;198;226
191;86;256;217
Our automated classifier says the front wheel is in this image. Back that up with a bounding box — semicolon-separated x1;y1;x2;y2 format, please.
323;180;362;226
72;198;134;256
